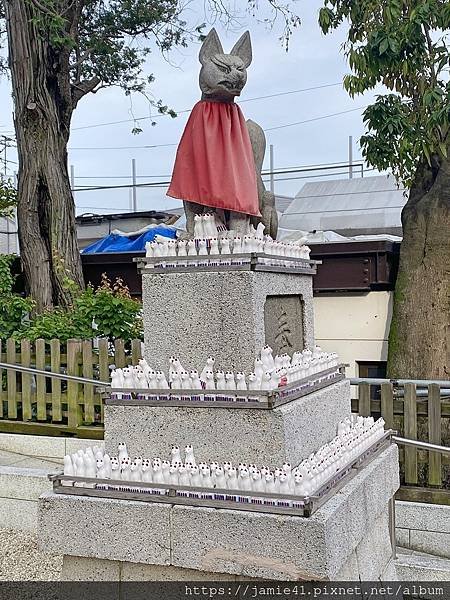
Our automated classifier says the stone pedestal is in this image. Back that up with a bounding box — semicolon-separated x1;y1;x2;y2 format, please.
38;445;399;581
142;269;315;372
104;379;350;468
37;257;400;585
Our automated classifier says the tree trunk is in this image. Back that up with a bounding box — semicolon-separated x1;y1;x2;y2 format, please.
387;155;450;380
4;0;84;310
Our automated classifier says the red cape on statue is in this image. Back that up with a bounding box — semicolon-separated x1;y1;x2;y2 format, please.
167;100;260;216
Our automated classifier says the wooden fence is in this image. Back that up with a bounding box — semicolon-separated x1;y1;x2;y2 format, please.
0;340;449;502
352;382;450;504
0;338;142;439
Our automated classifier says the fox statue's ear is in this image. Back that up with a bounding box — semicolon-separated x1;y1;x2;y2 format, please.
230;31;252;68
199;28;224;64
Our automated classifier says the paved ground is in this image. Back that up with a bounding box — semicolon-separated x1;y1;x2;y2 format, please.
0;528;63;581
0;450;63;580
0;449;62;471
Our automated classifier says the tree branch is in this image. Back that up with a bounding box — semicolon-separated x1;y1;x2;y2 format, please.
69;48;91;71
28;0;61;18
71;75;100;104
422;22;438;87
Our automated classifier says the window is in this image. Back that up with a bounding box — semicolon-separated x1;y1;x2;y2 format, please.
358;361;387;379
358;361;387;401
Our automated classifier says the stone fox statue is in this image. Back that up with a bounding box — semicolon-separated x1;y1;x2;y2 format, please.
167;28;278;239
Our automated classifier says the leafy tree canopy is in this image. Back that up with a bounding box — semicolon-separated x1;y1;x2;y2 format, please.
0;0;300;115
319;0;449;186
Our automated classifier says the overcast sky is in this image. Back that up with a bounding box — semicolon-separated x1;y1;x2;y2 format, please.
0;0;384;216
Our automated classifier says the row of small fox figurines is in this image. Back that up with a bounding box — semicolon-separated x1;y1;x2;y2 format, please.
110;345;339;392
63;416;386;500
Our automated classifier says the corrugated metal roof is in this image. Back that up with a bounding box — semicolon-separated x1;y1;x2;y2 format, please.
280;175;407;236
275;194;294;214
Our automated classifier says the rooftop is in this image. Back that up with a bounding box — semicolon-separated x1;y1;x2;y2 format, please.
279;175;407;237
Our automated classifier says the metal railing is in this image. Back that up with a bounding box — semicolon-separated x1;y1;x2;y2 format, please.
0;337;140;435
387;436;450;560
393;436;450;456
350;376;450;387
350;376;450;498
0;362;110;388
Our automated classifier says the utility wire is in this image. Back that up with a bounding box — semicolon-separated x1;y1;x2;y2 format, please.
74;169;381;212
73;160;365;181
73;164;365;187
261;168;376;184
73;164;369;193
69;106;367;151
264;106;366;132
71;82;343;131
70;143;177;150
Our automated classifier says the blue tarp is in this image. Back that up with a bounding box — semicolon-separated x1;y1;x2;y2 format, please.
81;226;177;254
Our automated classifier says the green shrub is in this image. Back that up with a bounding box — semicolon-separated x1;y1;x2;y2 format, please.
17;274;143;343
72;274;143;341
0;255;142;343
0;177;17;217
0;255;34;338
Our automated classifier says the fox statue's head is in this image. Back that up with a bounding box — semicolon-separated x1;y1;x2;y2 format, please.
199;28;252;101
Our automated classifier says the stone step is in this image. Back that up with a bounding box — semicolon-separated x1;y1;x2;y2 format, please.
38;445;399;581
395;548;450;581
104;378;351;467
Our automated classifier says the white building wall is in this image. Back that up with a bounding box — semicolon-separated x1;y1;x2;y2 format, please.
313;291;393;378
0;215;18;254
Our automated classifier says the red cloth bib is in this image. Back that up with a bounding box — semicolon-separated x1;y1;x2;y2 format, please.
167;100;260;216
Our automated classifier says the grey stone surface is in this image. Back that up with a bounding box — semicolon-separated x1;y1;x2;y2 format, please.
337;519;398;583
0;528;62;581
142;269;315;373
0;433;65;459
105;379;350;467
0;466;53;501
61;556;121;581
171;505;326;580
37;446;399;581
354;506;393;580
171;445;399;579
0;498;38;532
380;558;398;581
121;561;237;581
396;527;410;548
65;438;104;457
334;551;359;581
396;500;450;534
395;549;450;582
264;294;304;355
38;493;171;565
395;501;450;559
61;555;251;581
313;445;399;575
0;449;22;466
409;530;450;560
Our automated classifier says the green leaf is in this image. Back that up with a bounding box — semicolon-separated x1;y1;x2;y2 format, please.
321;0;448;186
438;142;448;157
379;37;389;55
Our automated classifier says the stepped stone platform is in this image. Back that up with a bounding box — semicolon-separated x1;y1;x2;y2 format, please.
38;445;399;581
104;379;350;467
37;245;400;583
